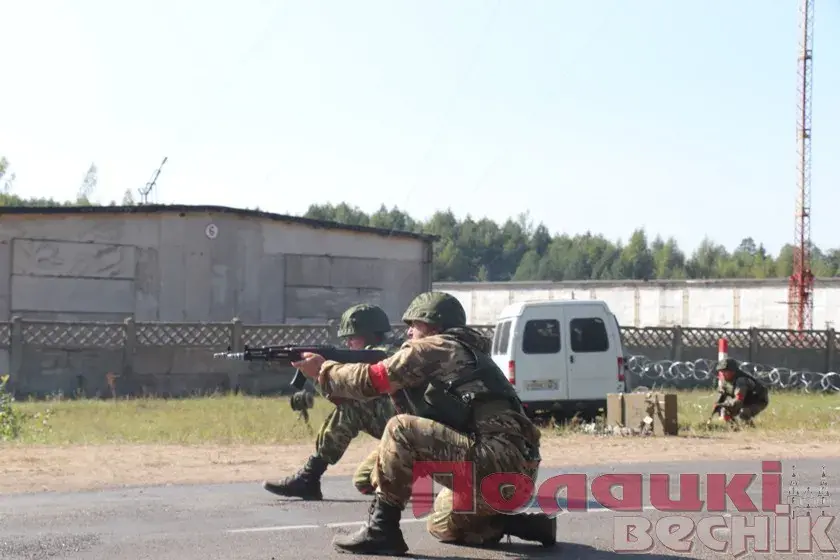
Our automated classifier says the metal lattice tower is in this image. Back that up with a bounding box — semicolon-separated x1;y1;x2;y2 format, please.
788;0;815;331
139;157;168;205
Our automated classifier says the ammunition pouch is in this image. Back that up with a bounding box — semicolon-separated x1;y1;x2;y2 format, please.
290;390;314;412
421;378;474;433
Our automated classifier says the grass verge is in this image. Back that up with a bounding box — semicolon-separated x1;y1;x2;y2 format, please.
4;388;838;446
2;389;838;494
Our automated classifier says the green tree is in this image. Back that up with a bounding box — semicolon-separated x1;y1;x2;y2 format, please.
302;202;840;282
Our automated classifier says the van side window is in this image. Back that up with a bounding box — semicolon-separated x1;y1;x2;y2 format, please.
497;321;512;354
491;324;502;354
522;319;560;354
569;317;609;352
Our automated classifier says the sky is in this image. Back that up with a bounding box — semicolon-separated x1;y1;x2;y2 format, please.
1;0;839;256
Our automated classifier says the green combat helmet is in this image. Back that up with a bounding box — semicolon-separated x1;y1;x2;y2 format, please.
401;291;466;330
337;304;392;339
715;357;739;372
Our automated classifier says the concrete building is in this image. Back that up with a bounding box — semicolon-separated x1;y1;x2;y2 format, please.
434;278;840;329
0;205;436;323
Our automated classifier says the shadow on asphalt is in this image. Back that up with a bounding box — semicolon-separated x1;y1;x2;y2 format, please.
266;498;371;505
406;541;685;559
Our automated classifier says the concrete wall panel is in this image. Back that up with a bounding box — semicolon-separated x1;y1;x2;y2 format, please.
329;257;384;289
12;239;136;279
259;255;286;322
508;289;552;305
134;248;160;321
0;238;11;320
0;215;125;245
435;280;840;329
184;250;211;320
233;225;264;321
590;287;636;326
685;288;733;327
262;221;424;262
285;255;331;287
11;276;134;314
157;217;187;321
637;287;682;327
285;287;382;320
375;260;425;321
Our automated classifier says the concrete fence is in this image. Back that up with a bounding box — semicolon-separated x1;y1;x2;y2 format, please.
2;317;838;398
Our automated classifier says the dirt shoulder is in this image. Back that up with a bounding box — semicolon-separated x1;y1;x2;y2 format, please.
3;434;839;495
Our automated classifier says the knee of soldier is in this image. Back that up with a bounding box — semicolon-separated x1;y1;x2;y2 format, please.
427;511;460;542
383;414;413;437
424;487;456;541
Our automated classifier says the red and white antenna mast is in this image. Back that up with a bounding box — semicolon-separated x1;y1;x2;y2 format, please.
788;0;815;332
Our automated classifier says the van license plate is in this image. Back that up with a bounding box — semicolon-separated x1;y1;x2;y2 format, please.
525;380;558;391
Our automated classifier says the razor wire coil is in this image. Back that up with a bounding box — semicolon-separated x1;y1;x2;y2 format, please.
624;355;840;393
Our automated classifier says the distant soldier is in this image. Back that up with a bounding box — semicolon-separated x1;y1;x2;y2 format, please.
713;358;769;425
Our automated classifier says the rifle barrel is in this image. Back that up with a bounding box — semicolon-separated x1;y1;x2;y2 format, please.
213;352;246;360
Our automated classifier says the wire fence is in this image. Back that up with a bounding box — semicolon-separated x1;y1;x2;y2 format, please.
4;317;840;395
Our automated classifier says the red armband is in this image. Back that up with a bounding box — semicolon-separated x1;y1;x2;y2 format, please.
369;362;391;393
735;392;745;401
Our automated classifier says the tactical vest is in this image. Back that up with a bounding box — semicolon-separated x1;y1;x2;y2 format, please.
392;334;525;434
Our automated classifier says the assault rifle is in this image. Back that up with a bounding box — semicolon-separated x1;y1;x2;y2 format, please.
214;345;390;428
213;345;390;391
706;394;728;424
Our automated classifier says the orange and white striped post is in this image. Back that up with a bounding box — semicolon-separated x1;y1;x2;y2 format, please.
717;338;728;362
717;337;730;420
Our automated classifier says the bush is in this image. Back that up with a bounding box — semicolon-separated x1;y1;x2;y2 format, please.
0;374;22;441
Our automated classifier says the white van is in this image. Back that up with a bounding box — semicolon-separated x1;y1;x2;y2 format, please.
490;299;627;420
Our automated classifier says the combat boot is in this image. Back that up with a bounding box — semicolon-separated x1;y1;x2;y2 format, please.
262;455;328;500
333;495;408;555
502;512;557;547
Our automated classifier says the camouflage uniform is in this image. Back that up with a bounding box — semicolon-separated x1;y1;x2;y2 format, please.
263;304;398;499
353;449;380;496
318;292;556;556
714;358;770;424
314;381;397;494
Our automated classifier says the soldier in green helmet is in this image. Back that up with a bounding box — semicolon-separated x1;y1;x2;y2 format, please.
713;357;770;425
292;291;556;556
262;303;399;499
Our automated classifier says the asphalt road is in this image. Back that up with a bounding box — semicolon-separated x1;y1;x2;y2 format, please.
2;458;839;559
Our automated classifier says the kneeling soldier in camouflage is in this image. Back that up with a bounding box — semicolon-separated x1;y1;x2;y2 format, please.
262;304;399;499
713;358;770;426
292;292;556;555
